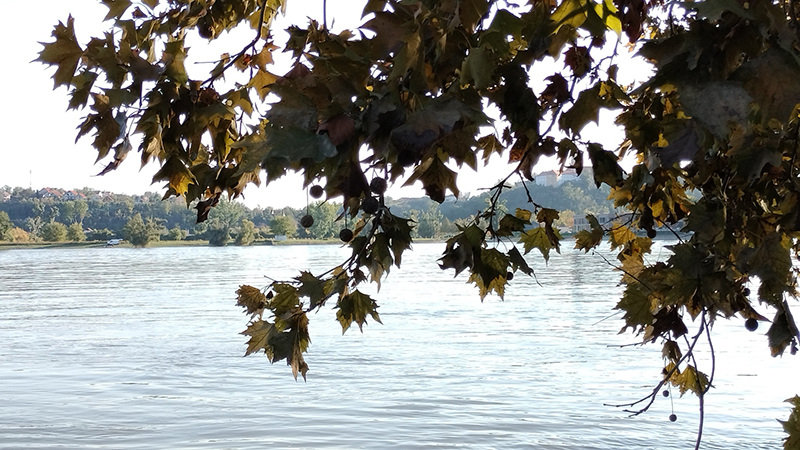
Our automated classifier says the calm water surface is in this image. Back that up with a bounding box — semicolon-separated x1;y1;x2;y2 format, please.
0;242;797;449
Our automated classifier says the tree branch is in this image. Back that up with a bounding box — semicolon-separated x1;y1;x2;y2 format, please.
203;0;270;86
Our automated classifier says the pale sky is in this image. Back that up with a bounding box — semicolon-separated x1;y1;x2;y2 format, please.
1;1;640;209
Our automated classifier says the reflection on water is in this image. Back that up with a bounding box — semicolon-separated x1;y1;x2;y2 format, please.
0;242;796;449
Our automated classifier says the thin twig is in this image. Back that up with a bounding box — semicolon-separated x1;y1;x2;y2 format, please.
203;0;270;86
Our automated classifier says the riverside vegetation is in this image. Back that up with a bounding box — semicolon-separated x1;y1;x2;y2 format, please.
34;0;800;447
0;175;612;245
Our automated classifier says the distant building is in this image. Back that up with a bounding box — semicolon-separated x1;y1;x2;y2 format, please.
534;167;591;187
0;190;10;202
63;190;87;201
36;188;64;199
535;170;559;187
92;191;114;201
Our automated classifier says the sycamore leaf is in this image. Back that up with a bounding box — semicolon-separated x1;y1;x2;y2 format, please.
102;0;132;20
574;214;604;252
768;308;797;357
296;271;330;309
461;45;495;90
515;208;532;221
552;0;588;31
496;213;529;237
152;156;196;197
241;319;278;356
519;227;553;261
616;281;653;333
162;39;188;85
468;271;507;300
670;364;709;397
255;126;338;163
460;0;490;32
781;396;800;450
404;156;460;203
247;69;278;101
508;246;533;276
336;290;382;333
609;224;637;250
37;16;84;88
587;143;624;188
236;285;268;316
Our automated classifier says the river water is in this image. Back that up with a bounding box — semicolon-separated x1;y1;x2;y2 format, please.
0;242;797;449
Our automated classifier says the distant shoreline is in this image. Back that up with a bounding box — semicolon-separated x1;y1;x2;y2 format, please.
0;238;443;251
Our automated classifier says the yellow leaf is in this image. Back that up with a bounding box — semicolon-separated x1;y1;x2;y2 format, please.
650;199;664;218
599;81;612;98
515;208;532;221
247;69;278;101
609;224;637;249
519;227;553;261
657;133;669;147
552;0;587;31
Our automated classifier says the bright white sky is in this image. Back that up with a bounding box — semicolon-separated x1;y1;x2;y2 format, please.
0;0;642;209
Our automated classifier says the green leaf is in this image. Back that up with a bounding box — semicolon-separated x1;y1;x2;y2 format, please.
587;143;624;188
560;84;622;136
336;290;382;333
241;319;278;356
296;271;330;309
616;281;653;333
236;285;267;316
574;214;604;251
496;213;529;237
37;16;84;88
261;126;338;163
162;39;188;85
461;45;495;90
551;0;588;31
519;227;554;261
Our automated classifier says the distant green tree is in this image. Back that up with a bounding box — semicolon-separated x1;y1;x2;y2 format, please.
123;213;162;247
416;204;444;238
209;198;247;228
0;211;12;241
269;216;296;238
207;218;231;246
66;222;86;242
235;219;256;246
304;202;340;239
24;217;43;240
62;199;89;224
41;222;68;242
166;225;186;241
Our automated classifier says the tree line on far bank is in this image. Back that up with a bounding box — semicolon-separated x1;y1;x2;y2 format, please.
0;176;614;246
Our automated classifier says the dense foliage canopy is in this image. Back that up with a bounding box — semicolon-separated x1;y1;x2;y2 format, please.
38;0;800;446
